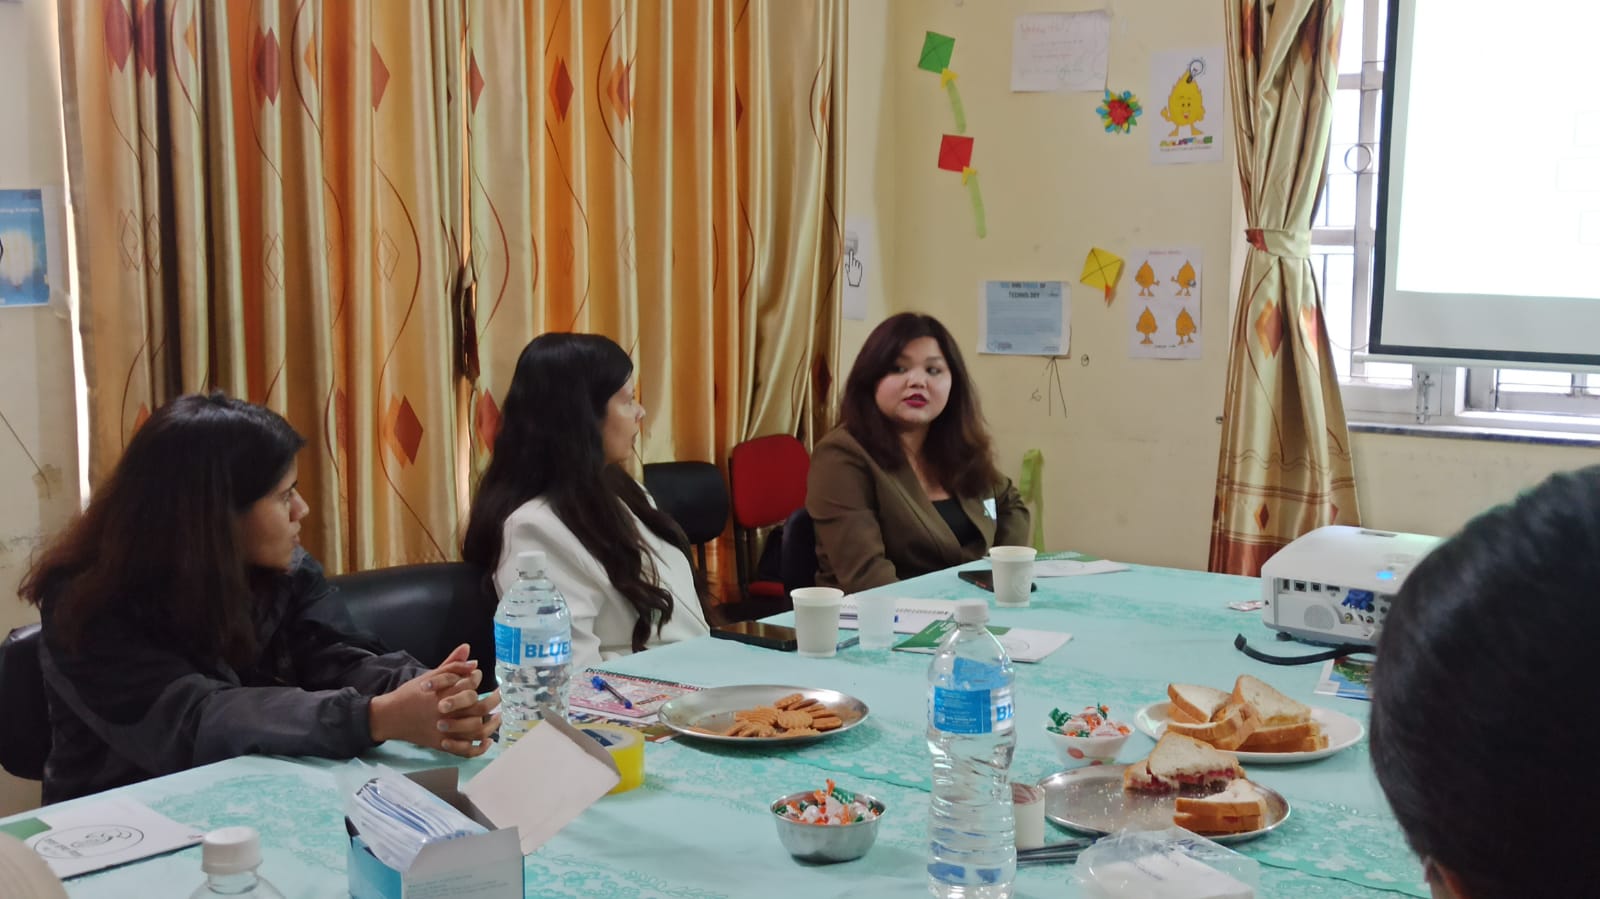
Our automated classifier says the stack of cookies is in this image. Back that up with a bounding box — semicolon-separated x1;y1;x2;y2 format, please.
709;692;845;738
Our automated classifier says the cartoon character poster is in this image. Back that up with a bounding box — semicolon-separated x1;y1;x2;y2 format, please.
1150;48;1224;165
1128;248;1203;360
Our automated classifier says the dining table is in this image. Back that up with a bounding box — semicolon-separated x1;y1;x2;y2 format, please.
3;554;1428;898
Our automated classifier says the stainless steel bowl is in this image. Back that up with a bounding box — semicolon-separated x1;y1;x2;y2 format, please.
770;789;886;864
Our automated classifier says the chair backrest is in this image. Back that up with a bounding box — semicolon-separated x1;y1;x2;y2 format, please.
331;562;498;687
0;624;48;780
728;435;810;529
780;507;818;595
642;461;729;545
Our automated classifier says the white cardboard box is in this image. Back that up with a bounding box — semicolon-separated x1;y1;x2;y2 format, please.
347;715;621;899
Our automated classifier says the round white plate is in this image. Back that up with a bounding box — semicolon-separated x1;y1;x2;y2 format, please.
1133;701;1364;763
1038;765;1289;845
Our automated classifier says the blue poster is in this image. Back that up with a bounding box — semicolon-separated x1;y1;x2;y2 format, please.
0;189;50;308
981;280;1068;355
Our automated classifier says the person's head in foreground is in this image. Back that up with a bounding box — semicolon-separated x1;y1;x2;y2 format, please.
1370;465;1600;899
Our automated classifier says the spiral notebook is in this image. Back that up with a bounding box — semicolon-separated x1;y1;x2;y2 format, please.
568;669;700;720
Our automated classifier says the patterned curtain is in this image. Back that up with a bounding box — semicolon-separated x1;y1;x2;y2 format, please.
59;0;467;571
1209;0;1360;576
463;1;845;594
59;0;843;580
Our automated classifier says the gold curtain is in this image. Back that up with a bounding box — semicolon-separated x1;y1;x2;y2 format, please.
59;0;467;571
1210;0;1359;576
463;1;845;594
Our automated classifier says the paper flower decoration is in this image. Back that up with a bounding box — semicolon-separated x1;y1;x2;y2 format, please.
1097;90;1143;134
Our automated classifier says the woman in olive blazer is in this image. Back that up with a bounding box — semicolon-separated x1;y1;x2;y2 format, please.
807;313;1030;593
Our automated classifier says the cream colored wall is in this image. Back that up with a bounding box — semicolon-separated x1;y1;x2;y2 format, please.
0;0;78;815
839;1;896;372
843;0;1597;571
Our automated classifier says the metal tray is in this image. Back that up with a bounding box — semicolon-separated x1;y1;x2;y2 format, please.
658;684;870;745
1038;765;1290;845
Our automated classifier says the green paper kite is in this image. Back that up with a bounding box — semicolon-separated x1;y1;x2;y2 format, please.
918;31;955;73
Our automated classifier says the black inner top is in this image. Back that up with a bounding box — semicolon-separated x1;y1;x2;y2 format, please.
933;497;981;546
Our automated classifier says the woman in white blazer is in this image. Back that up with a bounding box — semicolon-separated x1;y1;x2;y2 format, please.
462;334;711;671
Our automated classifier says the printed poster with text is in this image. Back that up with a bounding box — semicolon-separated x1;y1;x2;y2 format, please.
980;281;1068;356
1150;48;1224;165
1127;248;1202;360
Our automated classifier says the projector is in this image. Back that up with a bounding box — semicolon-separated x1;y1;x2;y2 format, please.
1259;525;1444;647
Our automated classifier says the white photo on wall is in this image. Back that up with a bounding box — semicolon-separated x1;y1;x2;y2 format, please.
842;216;876;321
0;189;51;308
1127;248;1202;360
1150;48;1225;165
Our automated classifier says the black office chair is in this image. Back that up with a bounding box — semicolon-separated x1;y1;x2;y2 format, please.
330;562;498;689
780;507;818;596
642;461;730;576
0;624;48;780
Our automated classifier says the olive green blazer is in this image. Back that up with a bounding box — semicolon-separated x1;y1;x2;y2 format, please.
805;428;1030;593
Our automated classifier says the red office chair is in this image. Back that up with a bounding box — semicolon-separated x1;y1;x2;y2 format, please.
727;434;811;616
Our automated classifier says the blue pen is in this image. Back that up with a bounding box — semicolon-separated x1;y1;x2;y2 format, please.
590;674;633;709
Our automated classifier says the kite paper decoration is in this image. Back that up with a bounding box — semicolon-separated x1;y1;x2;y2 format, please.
918;31;967;133
917;31;955;73
935;135;985;238
920;33;985;238
937;134;974;172
1097;89;1143;134
1080;247;1124;303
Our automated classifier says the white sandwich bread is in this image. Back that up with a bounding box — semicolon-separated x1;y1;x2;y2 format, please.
1172;779;1270;836
1122;733;1245;794
1167;683;1231;724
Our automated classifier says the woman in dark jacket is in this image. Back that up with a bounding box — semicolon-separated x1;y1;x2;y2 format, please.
807;313;1030;592
20;393;500;802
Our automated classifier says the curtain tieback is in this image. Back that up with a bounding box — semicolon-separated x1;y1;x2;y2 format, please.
1244;227;1311;259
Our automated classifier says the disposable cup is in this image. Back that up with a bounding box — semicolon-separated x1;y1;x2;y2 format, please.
1012;783;1046;849
791;587;845;658
990;546;1038;607
855;594;898;650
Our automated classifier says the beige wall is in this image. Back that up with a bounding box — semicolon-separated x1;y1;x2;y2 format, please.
842;1;1597;570
0;0;78;815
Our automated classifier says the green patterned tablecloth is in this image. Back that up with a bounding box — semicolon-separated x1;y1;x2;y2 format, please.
10;559;1427;898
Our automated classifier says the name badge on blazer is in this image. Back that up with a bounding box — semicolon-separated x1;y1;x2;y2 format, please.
983;498;996;520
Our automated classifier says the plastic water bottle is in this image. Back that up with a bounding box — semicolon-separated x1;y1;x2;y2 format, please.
494;550;573;743
927;599;1017;899
190;827;284;898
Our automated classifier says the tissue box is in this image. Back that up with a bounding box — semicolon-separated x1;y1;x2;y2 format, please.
347;716;621;899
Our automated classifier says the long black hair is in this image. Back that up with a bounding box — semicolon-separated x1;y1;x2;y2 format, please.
838;312;1002;497
462;333;704;650
21;392;306;670
1369;465;1600;898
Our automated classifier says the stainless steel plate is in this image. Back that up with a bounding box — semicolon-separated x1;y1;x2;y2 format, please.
658;684;870;745
1038;765;1290;845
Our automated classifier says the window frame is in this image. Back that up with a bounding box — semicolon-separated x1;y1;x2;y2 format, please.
1317;0;1600;438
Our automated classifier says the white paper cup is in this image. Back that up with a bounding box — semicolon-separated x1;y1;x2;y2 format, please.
855;594;898;650
791;587;845;658
1012;782;1046;849
989;546;1037;607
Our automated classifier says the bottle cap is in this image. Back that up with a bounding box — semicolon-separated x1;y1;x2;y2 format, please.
955;598;989;625
200;826;261;875
515;550;547;577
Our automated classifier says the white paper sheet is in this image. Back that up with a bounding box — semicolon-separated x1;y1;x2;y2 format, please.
1150;48;1226;165
1034;559;1131;578
838;598;957;635
1011;12;1111;93
19;798;202;880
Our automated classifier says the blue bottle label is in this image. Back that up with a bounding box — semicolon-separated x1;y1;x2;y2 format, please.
493;621;520;665
932;687;992;734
